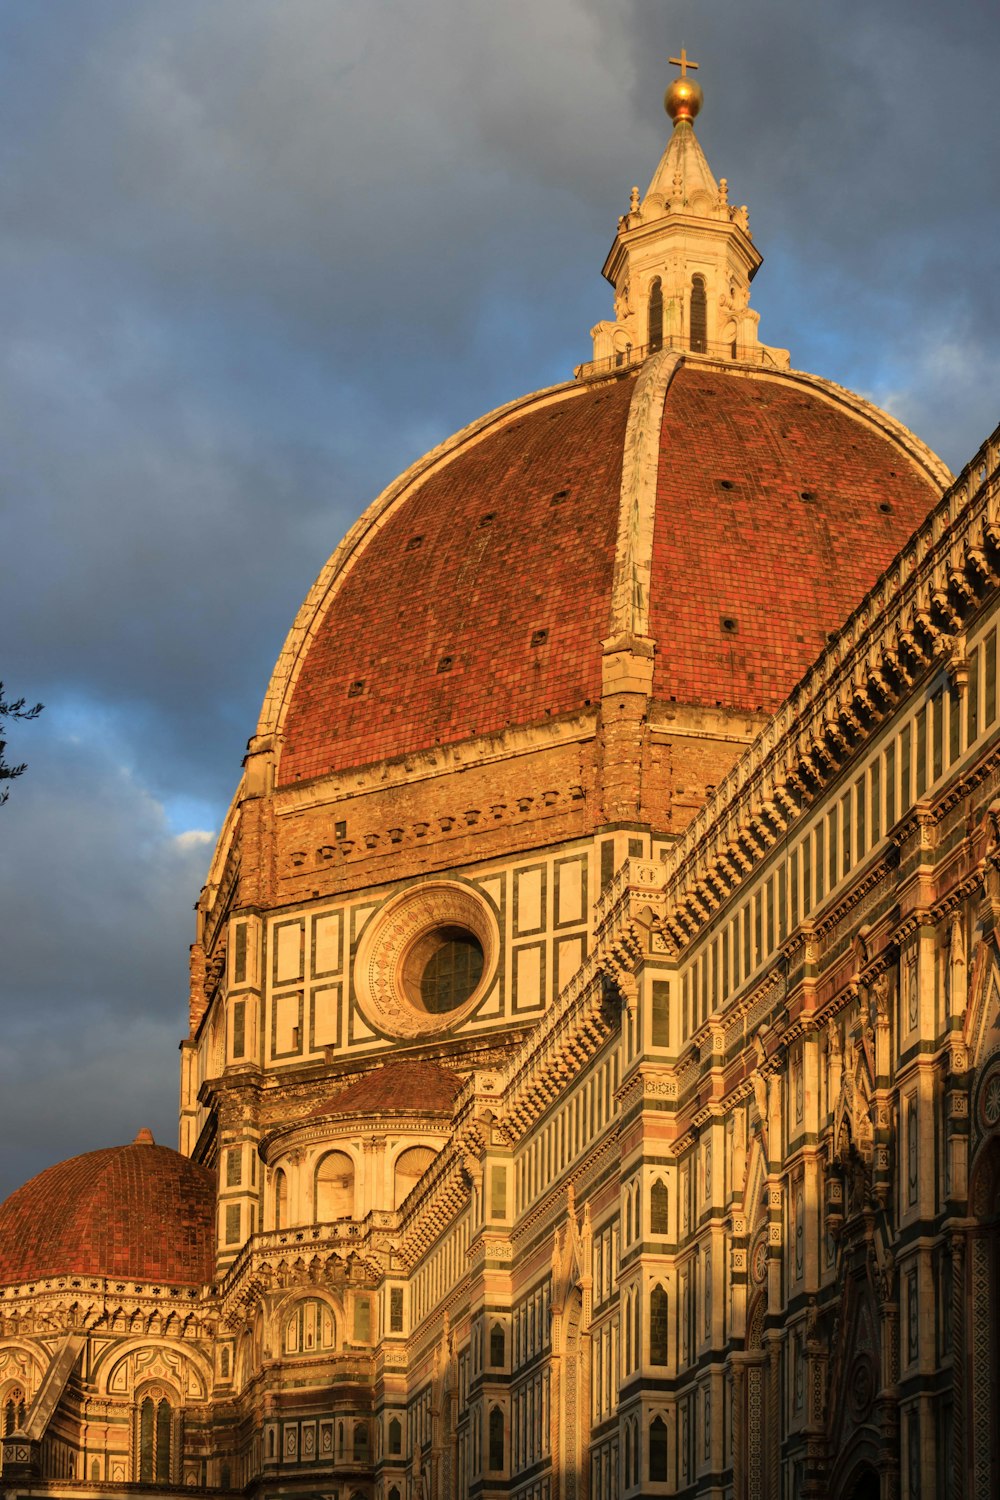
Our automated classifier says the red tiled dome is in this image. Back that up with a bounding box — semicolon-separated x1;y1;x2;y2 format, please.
271;359;946;785
647;368;943;710
0;1138;215;1287
311;1062;463;1119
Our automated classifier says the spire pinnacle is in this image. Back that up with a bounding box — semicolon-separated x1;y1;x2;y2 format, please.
668;47;698;78
665;47;703;125
580;59;790;377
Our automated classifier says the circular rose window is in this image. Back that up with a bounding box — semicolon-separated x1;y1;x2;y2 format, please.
354;882;498;1039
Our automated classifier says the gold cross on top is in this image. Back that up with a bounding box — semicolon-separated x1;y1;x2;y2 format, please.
669;47;699;78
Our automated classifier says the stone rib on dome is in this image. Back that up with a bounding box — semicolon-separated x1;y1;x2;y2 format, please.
269;355;947;790
0;1142;215;1287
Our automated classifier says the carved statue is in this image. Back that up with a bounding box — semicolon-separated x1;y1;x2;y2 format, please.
871;971;890;1022
752;1069;768;1130
614;282;633;322
805;1296;820;1346
983;797;1000;855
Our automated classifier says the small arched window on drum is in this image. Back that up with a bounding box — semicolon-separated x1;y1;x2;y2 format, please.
650;1178;668;1236
648;278;664;353
690;275;708;353
273;1168;288;1230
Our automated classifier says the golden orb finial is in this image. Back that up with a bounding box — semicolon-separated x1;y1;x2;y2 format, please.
665;47;702;126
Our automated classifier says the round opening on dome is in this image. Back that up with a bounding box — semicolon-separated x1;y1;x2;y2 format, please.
402;925;485;1014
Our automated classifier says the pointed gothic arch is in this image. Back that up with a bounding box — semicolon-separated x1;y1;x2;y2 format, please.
649;1412;668;1482
132;1381;181;1486
650;1176;668;1235
281;1296;336;1356
269;1286;344;1359
649;1283;668;1365
93;1340;211;1402
966;1129;1000;1495
2;1385;25;1435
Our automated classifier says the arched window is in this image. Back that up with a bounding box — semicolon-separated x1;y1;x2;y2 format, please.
648;278;664;353
282;1298;335;1355
208;1009;224;1076
633;1290;641;1370
490;1321;506;1368
633;1184;641;1243
690;275;707;353
388;1416;402;1456
650;1178;668;1236
389;1489;401;1500
650;1415;668;1481
488;1405;505;1471
650;1283;669;1365
394;1145;437;1207
624;1290;632;1371
3;1387;25;1435
353;1422;368;1462
137;1390;173;1484
273;1168;288;1229
315;1150;355;1220
624;1424;632;1488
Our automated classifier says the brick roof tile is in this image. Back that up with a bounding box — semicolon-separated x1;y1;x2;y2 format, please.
649;367;940;711
279;378;635;784
310;1061;463;1119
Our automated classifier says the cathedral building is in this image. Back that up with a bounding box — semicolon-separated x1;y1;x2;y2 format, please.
3;60;1000;1500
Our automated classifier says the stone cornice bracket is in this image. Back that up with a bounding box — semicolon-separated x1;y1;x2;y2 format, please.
603;349;683;696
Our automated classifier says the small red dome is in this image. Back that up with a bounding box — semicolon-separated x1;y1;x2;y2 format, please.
0;1140;215;1287
312;1061;463;1119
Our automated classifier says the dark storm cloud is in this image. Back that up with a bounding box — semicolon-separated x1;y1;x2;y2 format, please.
2;1;997;1196
0;731;211;1194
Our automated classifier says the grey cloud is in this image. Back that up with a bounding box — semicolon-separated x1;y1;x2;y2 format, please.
2;0;997;1194
0;731;211;1198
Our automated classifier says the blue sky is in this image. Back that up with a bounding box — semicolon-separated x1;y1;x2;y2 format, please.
2;0;998;1197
